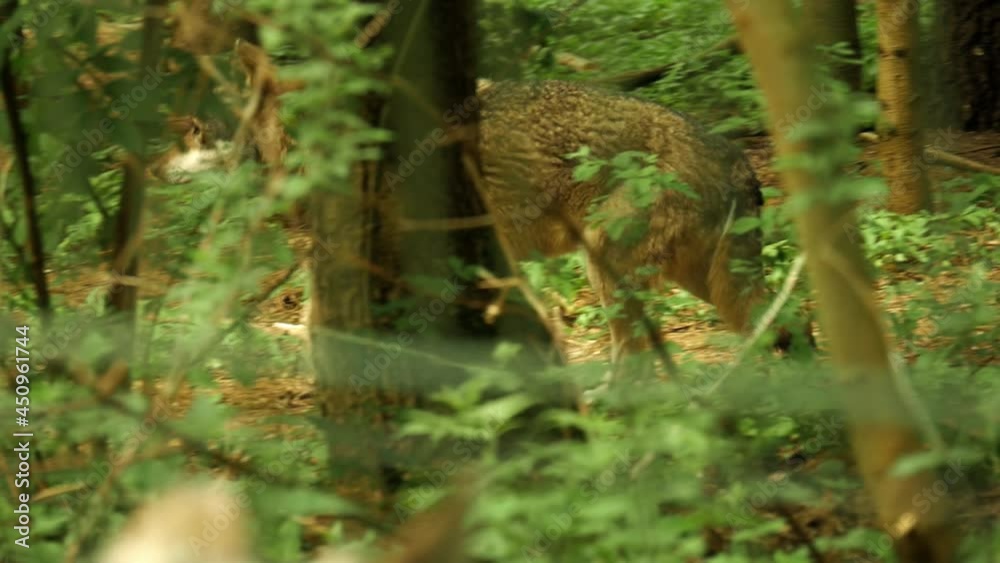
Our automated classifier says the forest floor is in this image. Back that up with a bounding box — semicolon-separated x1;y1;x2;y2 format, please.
41;129;1000;556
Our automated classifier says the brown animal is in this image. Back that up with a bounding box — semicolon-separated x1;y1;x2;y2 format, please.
478;81;771;363
151;115;232;182
153;42;299;192
173;44;792;368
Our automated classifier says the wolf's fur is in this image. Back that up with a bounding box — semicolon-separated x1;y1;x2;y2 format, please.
478;81;767;360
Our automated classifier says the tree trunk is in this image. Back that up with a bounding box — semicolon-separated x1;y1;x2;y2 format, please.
309;155;389;491
921;0;962;130
0;0;50;316
307;50;400;493
802;0;863;91
379;0;572;457
310;0;572;499
876;0;932;214
946;0;1000;130
105;0;167;382
728;2;960;562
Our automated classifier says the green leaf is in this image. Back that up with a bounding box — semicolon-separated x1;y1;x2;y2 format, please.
730;216;761;235
573;160;604;182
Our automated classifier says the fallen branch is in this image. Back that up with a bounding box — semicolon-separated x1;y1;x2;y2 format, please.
858;132;1000;176
924;146;1000;175
595;35;741;91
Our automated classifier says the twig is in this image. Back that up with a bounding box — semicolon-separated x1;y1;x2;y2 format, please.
858;132;1000;175
595;35;741;91
706;253;807;396
459;151;569;365
1;4;51;314
398;214;495;232
553;207;679;379
924;147;1000;175
105;0;168;320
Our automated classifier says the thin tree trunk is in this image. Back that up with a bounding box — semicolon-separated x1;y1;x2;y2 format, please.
946;0;1000;130
0;0;50;315
803;0;863;91
379;0;572;453
309;155;388;490
876;0;932;214
105;0;167;379
922;0;961;130
728;2;960;562
311;0;572;500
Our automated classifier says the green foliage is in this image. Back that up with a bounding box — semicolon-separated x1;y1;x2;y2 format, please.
480;0;891;132
0;1;376;560
568;147;696;247
858;177;1000;270
0;1;996;562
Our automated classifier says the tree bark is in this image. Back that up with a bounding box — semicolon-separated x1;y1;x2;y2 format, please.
728;2;960;562
922;0;962;130
802;0;863;91
310;0;572;498
105;0;167;380
876;0;932;214
379;0;571;456
0;0;50;316
309;153;390;491
946;0;1000;130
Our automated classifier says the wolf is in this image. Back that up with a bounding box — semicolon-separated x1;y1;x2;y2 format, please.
477;80;772;362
